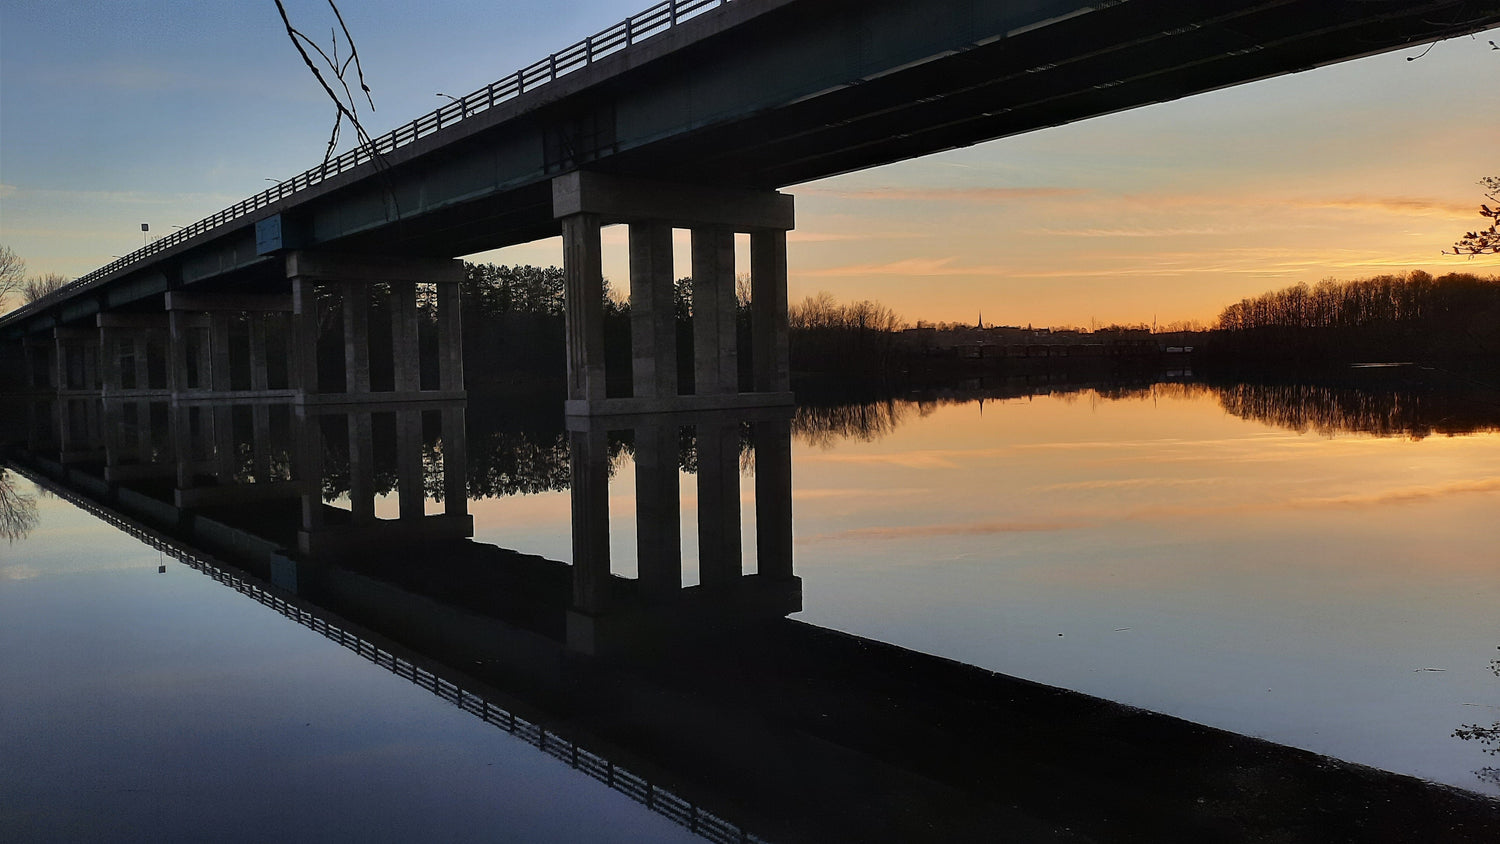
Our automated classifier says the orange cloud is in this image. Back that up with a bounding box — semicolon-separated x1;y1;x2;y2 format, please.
803;186;1084;202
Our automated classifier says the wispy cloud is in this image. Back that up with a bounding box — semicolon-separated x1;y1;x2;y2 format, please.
4;185;240;207
803;186;1083;202
797;475;1500;544
1292;197;1476;218
1030;225;1239;238
792;487;929;501
1032;476;1228;492
802;257;1012;278
787;230;925;243
800;519;1088;543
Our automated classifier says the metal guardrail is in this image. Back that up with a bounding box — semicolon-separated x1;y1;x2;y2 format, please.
6;458;768;844
3;0;738;327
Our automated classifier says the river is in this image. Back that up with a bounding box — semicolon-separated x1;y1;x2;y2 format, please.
3;369;1498;839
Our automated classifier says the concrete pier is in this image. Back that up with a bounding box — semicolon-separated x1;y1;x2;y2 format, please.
285;251;466;404
553;171;795;417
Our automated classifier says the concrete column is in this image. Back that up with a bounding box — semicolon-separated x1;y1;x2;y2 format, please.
101;401;124;467
139;336;154;391
101;329;122;395
696;421;742;587
54;338;67;391
569;427;611;613
691;227;737;395
391;281;421;394
174;405;196;489
295;409;325;531
212;405;236;480
137;399;154;463
252;403;272;481
628;221;677;399
292;278;320;395
84;342;101;391
249;315;269;392
194;324;212;391
438;281;464;392
753;419;794;580
751;229;791;393
210;314;233;392
342;283;370;394
563;214;607;403
440;406;468;518
396;408;425;519
347;410;375;523
168;311;188;394
635;420;682;597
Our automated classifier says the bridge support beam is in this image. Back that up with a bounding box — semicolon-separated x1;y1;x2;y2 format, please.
285;252;465;404
553;171;795;417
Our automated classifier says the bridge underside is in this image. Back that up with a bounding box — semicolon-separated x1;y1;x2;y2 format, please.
357;0;1500;259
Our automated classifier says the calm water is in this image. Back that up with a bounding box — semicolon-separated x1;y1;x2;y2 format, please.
4;374;1499;839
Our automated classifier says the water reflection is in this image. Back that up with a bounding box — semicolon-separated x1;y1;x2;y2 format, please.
4;378;1499;840
1454;648;1500;789
792;371;1500;445
0;468;38;543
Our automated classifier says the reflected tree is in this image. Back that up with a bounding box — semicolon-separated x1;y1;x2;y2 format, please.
0;469;39;544
1452;647;1500;789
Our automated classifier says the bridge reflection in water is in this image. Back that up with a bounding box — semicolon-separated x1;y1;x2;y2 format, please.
7;389;1500;843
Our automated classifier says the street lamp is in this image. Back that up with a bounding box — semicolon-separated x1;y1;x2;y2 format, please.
436;93;466;117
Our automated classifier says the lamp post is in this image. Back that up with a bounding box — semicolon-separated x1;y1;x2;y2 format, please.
436;93;466;117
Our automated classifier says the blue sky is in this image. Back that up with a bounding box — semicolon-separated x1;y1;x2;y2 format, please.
2;1;1497;325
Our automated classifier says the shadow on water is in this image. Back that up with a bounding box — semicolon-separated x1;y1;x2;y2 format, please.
3;374;1500;841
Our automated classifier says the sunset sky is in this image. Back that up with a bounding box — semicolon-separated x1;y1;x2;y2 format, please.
2;0;1496;327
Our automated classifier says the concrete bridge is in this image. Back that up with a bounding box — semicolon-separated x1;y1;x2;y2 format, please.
4;0;1498;418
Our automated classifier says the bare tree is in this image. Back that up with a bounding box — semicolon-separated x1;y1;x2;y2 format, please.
0;470;39;545
22;273;69;304
0;245;25;311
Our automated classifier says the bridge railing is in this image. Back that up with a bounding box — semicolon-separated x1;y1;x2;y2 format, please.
3;0;736;327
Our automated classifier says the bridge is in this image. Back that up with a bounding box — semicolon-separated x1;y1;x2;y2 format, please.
3;0;1498;417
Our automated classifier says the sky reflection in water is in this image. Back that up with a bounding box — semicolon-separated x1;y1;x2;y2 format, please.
782;384;1500;794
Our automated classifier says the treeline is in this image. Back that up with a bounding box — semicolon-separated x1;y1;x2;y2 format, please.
788;292;905;378
1211;271;1500;364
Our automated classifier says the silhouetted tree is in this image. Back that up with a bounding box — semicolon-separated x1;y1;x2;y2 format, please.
1451;176;1499;256
22;273;68;304
0;245;24;312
